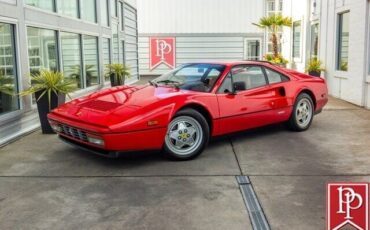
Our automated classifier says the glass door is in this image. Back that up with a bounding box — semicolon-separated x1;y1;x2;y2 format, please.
244;38;261;60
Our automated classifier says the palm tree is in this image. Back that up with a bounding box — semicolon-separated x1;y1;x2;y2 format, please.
106;64;130;86
253;14;292;58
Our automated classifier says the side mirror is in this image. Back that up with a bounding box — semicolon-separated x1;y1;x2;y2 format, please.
233;81;246;92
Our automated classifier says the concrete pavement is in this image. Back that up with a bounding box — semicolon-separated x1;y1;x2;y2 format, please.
0;95;369;229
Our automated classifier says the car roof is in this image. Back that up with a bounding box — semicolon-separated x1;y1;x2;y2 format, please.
186;60;273;67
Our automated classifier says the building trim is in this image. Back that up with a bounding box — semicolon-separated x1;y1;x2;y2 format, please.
138;33;264;37
364;1;370;108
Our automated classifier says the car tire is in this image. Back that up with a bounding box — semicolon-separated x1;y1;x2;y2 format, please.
163;108;210;160
287;93;314;132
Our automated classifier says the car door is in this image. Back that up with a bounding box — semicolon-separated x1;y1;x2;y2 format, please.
216;65;274;134
263;67;292;122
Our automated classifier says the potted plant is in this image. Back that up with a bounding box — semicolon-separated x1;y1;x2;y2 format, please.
264;53;289;67
20;70;75;134
253;14;292;66
306;58;325;77
106;64;130;86
340;62;348;71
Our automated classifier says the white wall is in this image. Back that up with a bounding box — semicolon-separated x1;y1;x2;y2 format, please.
137;0;264;34
280;0;310;72
319;0;368;106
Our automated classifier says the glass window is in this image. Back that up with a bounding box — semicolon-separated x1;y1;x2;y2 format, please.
61;32;82;89
101;0;109;26
279;0;283;11
152;64;226;93
0;23;19;115
292;21;301;58
83;35;99;87
27;27;58;74
119;1;124;31
310;23;319;58
245;39;260;60
264;68;290;84
111;0;117;17
337;12;349;71
102;38;111;81
231;66;267;90
218;73;232;93
25;0;55;11
81;0;97;23
112;23;119;63
120;40;125;64
267;0;275;12
58;0;79;18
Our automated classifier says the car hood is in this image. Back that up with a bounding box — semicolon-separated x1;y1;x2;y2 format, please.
50;85;184;130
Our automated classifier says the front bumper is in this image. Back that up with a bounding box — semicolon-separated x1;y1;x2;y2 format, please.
48;119;167;156
59;135;121;158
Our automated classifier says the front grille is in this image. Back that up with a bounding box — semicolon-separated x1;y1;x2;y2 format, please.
59;124;88;142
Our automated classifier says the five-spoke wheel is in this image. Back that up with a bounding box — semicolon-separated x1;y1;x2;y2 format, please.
287;93;314;131
164;109;209;160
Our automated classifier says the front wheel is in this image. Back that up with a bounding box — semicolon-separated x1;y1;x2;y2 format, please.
287;93;314;131
164;109;209;160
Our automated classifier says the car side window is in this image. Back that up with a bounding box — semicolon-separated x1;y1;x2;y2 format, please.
218;73;232;93
264;68;290;84
232;65;267;91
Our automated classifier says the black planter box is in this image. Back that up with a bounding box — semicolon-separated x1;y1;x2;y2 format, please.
35;91;65;134
308;71;321;77
110;73;125;87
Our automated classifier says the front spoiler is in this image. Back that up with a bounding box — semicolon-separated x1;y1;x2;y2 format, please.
59;136;121;158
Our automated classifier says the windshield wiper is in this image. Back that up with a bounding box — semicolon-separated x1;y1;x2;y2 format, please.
155;79;182;88
148;80;158;87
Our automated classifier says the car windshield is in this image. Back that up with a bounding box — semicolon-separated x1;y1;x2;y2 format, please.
150;63;226;92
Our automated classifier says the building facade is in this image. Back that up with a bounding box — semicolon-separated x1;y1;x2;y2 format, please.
283;0;370;108
137;0;370;109
0;0;139;145
316;0;370;108
137;0;269;75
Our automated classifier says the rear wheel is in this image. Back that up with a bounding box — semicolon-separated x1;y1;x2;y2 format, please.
164;109;209;160
287;93;314;131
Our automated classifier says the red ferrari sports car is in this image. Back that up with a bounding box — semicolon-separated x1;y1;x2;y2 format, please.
48;61;328;160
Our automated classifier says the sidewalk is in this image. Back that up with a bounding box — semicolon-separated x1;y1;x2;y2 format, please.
0;96;369;229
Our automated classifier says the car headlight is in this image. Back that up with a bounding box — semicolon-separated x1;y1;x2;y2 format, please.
86;134;105;146
50;122;62;132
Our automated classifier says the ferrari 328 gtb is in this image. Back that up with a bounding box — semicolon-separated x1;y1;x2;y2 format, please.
48;61;328;160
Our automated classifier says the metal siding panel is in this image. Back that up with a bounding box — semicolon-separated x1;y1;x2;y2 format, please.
138;35;245;75
124;2;139;80
125;27;137;36
176;37;244;42
125;18;137;29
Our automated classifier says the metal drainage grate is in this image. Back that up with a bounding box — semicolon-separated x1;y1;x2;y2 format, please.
236;176;270;230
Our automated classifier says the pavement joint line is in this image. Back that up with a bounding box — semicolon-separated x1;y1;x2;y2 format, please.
239;174;370;177
229;136;243;176
1;174;370;178
236;176;270;230
0;175;242;178
323;108;362;111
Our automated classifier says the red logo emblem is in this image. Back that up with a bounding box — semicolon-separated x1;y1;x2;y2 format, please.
150;37;175;70
327;183;369;230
